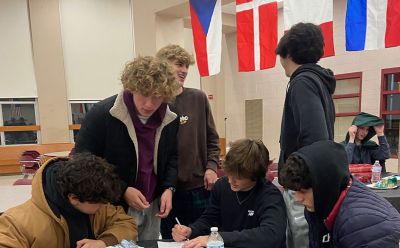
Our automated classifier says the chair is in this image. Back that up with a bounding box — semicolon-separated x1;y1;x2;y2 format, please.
13;150;41;186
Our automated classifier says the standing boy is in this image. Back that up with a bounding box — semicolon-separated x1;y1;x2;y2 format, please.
276;22;336;248
75;56;180;240
156;45;220;239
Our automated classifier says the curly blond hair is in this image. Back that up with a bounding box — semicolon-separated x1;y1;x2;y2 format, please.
156;44;195;67
121;56;180;102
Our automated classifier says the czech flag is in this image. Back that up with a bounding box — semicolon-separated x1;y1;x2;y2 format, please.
284;0;335;57
189;0;222;77
345;0;400;51
236;0;278;72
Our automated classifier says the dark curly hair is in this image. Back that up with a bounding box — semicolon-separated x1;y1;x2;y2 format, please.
57;153;123;203
279;154;312;191
223;139;270;181
276;22;324;64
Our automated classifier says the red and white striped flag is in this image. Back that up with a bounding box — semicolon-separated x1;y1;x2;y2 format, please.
284;0;335;57
236;0;278;72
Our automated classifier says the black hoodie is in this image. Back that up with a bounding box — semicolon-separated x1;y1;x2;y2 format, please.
279;64;336;176
294;141;350;247
295;141;400;248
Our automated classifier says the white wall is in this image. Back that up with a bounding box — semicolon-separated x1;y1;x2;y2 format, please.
0;0;37;98
60;0;135;100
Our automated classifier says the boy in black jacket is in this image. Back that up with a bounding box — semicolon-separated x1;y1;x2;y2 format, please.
172;139;287;248
74;56;180;240
276;22;336;248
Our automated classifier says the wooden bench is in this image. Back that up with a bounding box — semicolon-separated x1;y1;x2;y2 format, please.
0;143;74;174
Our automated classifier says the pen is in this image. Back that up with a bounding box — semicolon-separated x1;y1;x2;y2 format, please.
175;217;189;241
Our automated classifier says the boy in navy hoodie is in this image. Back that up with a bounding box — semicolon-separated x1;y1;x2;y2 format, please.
280;140;400;247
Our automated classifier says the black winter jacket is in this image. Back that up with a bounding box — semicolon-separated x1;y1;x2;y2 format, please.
74;92;179;207
294;141;400;248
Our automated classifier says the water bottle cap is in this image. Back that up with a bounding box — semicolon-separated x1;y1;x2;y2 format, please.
210;227;218;232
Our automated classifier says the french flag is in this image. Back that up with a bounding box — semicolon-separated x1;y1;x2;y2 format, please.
345;0;400;51
236;0;278;72
284;0;335;57
189;0;222;77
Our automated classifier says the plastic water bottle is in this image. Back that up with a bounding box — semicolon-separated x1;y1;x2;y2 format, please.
206;227;224;248
371;160;382;183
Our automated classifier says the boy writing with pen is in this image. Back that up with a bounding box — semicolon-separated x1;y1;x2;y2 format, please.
171;139;287;248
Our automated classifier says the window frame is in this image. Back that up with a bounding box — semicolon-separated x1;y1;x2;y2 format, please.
380;67;400;159
0;99;40;146
333;72;362;117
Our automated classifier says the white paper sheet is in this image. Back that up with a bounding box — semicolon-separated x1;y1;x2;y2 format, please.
157;241;184;248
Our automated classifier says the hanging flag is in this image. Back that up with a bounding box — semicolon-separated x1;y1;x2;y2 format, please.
189;0;222;77
236;0;278;72
345;0;400;51
284;0;335;57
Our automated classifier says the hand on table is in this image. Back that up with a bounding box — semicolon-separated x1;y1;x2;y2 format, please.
172;224;192;242
204;169;218;191
182;236;208;248
156;188;172;218
76;239;106;248
123;187;150;210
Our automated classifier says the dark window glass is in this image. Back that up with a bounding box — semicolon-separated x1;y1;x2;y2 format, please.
2;104;36;125
383;114;399;157
71;103;95;124
4;131;38;145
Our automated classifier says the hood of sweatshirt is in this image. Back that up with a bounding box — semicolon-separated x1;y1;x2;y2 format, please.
290;63;336;94
343;112;385;145
293;140;350;219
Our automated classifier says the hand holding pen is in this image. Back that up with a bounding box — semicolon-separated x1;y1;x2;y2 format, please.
172;217;191;242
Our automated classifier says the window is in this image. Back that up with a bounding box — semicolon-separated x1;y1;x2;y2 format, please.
381;68;400;158
69;101;97;142
0;98;39;145
333;73;362;142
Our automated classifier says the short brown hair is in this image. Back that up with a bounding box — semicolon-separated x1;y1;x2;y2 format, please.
223;139;270;181
156;44;195;67
121;56;180;102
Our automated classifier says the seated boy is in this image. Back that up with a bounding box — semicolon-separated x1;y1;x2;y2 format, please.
0;153;137;248
342;112;390;169
172;139;287;248
280;140;400;247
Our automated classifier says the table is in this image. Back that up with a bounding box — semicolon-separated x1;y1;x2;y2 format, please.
43;151;70;157
369;172;400;212
372;187;400;212
137;240;159;248
0;185;31;213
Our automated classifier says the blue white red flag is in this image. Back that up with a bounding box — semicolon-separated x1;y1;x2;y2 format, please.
236;0;278;72
189;0;222;77
345;0;400;51
284;0;335;57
